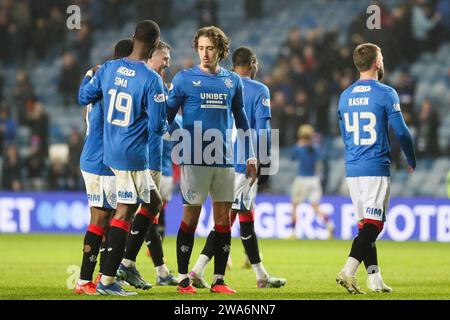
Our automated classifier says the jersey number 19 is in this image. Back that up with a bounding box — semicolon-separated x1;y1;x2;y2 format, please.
107;89;132;127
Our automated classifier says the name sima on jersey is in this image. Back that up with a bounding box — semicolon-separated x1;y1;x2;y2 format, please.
115;77;128;88
349;97;369;106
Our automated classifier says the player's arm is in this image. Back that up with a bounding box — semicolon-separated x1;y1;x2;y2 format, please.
147;75;168;136
255;86;272;184
78;64;104;106
232;76;257;185
385;88;416;172
166;72;185;124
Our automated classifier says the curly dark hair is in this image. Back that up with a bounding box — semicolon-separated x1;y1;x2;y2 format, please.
193;26;230;62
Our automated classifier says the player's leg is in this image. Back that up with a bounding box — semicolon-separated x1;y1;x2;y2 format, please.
76;171;114;294
97;221;110;284
176;205;202;293
209;167;236;294
336;177;366;294
118;171;162;290
365;178;392;292
76;206;112;294
97;169;146;295
290;177;304;239
96;174;116;284
189;174;240;288
144;215;178;286
189;229;214;288
309;177;334;239
158;175;174;241
177;165;211;293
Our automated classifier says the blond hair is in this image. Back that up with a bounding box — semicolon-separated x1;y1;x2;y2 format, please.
353;43;381;72
297;124;314;140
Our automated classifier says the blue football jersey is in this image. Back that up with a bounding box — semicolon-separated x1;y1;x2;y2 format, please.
79;76;114;176
338;79;403;177
234;77;271;174
79;58;167;171
167;66;250;167
162;114;183;177
291;144;321;177
148;85;170;172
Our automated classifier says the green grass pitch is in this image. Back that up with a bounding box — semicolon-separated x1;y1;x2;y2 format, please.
1;234;449;300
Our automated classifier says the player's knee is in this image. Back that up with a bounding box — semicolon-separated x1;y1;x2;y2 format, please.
238;210;254;223
360;222;380;243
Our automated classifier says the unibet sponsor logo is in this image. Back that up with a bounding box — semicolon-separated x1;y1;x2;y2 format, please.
118;191;133;199
366;207;383;216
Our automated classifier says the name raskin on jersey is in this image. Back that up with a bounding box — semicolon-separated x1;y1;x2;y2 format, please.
348;97;369;106
115;77;128;88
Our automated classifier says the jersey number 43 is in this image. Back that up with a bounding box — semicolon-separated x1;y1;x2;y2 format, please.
344;111;377;146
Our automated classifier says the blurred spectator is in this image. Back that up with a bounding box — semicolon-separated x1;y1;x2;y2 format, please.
279;27;302;60
59;52;82;106
394;69;416;123
12;71;35;125
0;67;3;101
74;23;93;68
25;102;49;158
0;7;9;61
1;145;22;191
412;0;441;54
48;161;69;190
311;79;331;136
47;6;66;50
197;0;218;27
415;99;441;159
32;18;49;60
245;0;263;19
0;104;16;153
26;146;46;190
67;129;84;190
136;0;172;27
9;0;32;64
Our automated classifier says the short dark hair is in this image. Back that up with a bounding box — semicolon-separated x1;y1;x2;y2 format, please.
193;26;230;61
232;47;256;67
353;43;380;72
134;20;160;45
148;40;172;59
114;39;133;59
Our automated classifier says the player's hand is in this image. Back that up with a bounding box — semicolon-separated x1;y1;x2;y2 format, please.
90;65;100;73
85;65;100;78
406;165;415;173
246;158;258;187
257;160;271;185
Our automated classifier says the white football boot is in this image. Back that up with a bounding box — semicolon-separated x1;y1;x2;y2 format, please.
367;272;392;293
336;271;366;294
